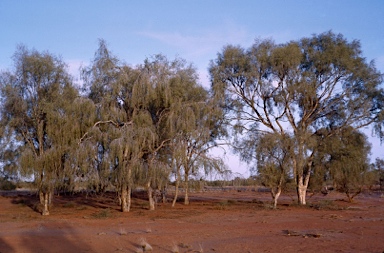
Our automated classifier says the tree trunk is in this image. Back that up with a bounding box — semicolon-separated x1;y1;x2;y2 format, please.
42;192;50;216
172;167;181;207
120;184;131;212
161;185;167;203
42;192;49;216
39;191;44;205
184;173;189;205
272;186;282;209
297;182;307;205
147;182;155;211
296;158;312;205
172;177;179;207
39;186;51;216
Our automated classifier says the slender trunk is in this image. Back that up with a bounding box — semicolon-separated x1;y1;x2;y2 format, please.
120;184;131;212
172;168;180;207
272;169;285;209
147;182;155;211
39;185;51;215
346;188;361;203
161;185;167;203
184;172;189;205
273;187;282;209
39;190;44;205
42;192;50;216
297;177;307;205
127;186;131;211
295;147;312;205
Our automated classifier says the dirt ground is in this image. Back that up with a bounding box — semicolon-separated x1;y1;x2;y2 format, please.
0;189;383;253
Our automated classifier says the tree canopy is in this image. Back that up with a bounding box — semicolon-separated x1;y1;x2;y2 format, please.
210;31;384;204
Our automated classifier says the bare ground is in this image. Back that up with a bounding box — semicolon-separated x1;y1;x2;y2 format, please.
0;189;383;253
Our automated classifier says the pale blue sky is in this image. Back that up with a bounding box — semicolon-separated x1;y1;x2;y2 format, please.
1;1;383;175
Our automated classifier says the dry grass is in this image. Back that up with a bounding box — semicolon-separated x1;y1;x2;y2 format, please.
138;237;153;252
170;242;179;253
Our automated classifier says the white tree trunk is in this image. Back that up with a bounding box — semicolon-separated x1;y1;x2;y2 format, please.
184;173;190;205
172;167;180;207
297;182;307;205
272;187;282;209
120;185;131;212
172;179;179;207
42;192;50;216
147;182;155;211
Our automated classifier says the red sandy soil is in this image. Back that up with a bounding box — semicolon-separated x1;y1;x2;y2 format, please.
0;189;383;253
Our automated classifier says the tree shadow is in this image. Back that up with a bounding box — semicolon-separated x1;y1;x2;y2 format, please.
18;222;95;252
0;238;14;253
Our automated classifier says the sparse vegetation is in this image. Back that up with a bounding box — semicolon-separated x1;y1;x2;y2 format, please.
91;208;113;219
0;31;383;217
0;178;16;190
138;238;153;252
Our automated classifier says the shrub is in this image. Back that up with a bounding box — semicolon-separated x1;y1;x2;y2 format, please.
0;178;17;190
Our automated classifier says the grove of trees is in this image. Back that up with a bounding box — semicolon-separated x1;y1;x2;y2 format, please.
1;32;383;215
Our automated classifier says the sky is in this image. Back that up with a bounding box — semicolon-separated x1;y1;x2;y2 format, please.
1;1;383;177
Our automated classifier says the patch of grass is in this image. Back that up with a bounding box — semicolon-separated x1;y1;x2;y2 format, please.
119;227;128;235
178;242;191;249
170;242;179;253
251;199;264;205
91;208;113;219
76;205;87;210
62;201;76;208
214;200;230;210
14;198;30;206
310;200;342;210
196;243;204;253
227;199;237;205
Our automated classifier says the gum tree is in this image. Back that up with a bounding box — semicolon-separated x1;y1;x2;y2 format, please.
0;46;80;215
210;31;383;205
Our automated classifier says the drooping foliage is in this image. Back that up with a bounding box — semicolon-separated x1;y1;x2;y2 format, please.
0;46;83;215
313;127;372;202
78;40;225;211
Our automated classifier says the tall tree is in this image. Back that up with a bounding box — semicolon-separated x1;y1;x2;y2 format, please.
0;46;80;215
210;31;383;205
80;40;223;211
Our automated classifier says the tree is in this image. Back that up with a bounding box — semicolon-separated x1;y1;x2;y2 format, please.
319;128;372;202
80;40;224;211
253;133;292;208
162;68;227;206
168;98;226;206
210;31;384;205
0;46;80;215
80;40;141;212
373;158;384;190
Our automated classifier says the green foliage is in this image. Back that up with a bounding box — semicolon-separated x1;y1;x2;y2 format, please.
372;158;384;189
210;31;384;205
78;41;226;210
0;46;81;202
314;127;372;201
